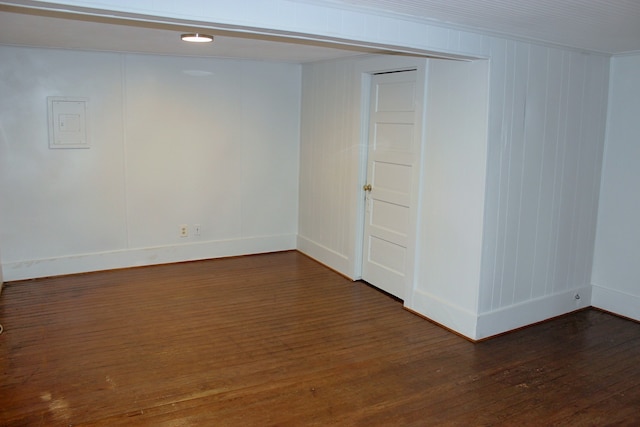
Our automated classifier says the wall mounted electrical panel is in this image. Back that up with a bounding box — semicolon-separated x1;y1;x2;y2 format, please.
47;96;89;149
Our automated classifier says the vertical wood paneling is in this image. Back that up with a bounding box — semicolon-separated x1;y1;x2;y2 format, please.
298;66;316;244
552;52;584;294
500;41;528;307
564;53;589;293
574;54;606;290
479;40;609;314
512;43;546;304
488;39;516;309
577;56;608;286
479;37;506;312
531;48;562;300
592;54;639;320
546;51;568;298
544;50;569;297
298;60;355;263
414;58;489;322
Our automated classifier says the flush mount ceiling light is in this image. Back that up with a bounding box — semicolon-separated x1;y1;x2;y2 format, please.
181;33;214;43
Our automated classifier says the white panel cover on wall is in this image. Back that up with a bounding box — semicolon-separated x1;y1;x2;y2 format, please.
47;96;90;149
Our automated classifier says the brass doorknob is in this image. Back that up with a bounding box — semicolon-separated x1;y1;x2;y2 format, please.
363;184;372;192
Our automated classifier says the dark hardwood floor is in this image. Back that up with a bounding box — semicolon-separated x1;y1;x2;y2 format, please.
1;251;639;426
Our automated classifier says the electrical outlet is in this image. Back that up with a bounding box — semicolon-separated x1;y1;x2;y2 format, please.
179;224;188;237
194;224;201;236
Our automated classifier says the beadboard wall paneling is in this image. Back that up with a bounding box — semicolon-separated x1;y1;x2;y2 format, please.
478;41;609;320
407;58;489;339
298;59;355;276
592;54;640;321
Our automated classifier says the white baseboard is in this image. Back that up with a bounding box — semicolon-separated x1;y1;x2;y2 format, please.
296;235;352;279
592;285;640;322
475;285;592;340
406;289;479;340
407;286;592;341
1;234;296;281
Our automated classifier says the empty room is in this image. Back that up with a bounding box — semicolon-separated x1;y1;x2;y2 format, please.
1;0;639;425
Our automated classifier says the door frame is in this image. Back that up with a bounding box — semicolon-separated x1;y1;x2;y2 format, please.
353;57;429;304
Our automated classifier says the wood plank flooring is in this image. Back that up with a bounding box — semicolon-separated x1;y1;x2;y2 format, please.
1;251;639;426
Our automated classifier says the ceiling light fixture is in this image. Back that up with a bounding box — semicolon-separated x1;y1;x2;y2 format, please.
181;33;214;43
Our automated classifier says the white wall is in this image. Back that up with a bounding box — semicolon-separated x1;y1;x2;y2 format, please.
407;59;489;339
592;54;640;321
298;58;357;275
0;46;301;280
476;44;609;338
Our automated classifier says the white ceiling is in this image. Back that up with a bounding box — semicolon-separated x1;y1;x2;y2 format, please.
0;0;639;62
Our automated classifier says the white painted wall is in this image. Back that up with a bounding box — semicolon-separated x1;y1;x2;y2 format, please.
0;46;301;280
476;44;609;338
407;59;489;339
298;58;356;275
478;42;609;337
592;54;640;321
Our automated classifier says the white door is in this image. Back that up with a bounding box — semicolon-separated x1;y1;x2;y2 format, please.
362;69;421;300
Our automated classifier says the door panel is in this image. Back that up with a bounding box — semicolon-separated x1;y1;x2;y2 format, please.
362;70;419;300
374;123;414;153
376;81;416;111
369;236;406;274
371;200;409;236
372;162;412;195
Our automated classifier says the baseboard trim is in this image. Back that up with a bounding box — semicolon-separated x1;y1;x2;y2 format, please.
476;285;592;340
406;285;593;341
2;234;296;281
296;235;351;279
405;289;479;340
592;284;640;322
